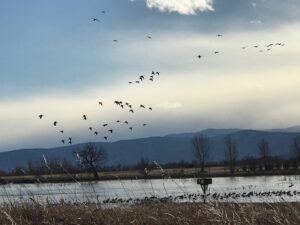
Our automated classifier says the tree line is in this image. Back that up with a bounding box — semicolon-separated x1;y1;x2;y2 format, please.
2;134;300;179
191;133;300;175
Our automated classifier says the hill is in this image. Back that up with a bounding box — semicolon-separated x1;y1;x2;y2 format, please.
0;129;299;171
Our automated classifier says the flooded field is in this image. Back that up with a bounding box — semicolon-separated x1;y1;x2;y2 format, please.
1;175;299;204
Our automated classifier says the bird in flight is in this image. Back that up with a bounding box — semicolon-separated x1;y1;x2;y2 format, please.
60;130;64;134
116;120;120;123
135;81;140;84
53;121;58;126
89;127;93;131
140;104;145;108
98;101;103;106
94;131;98;135
92;18;99;22
128;82;133;84
124;121;129;125
149;107;153;111
103;123;108;127
101;10;106;14
109;129;113;133
214;51;219;54
61;139;65;144
129;127;133;131
143;124;147;126
83;115;87;120
139;75;144;81
38;114;44;119
198;55;202;59
156;72;160;75
147;36;152;39
129;109;134;113
217;34;223;37
114;100;122;105
104;136;108;140
254;45;259;48
113;40;118;42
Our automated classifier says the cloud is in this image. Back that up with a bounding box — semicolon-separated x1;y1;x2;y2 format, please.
250;20;262;25
146;0;214;15
156;101;183;109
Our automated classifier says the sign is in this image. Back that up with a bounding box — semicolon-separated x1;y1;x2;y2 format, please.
197;178;212;203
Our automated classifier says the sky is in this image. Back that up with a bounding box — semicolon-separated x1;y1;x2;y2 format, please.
1;0;300;151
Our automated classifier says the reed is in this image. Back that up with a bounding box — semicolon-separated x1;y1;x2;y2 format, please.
0;201;299;225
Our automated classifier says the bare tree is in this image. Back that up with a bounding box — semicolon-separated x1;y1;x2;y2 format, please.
257;139;270;170
75;143;106;180
224;136;239;175
192;134;210;172
291;135;300;161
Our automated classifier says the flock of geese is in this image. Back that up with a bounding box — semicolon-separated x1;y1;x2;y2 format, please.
37;9;286;146
197;37;285;59
38;95;155;145
101;188;299;204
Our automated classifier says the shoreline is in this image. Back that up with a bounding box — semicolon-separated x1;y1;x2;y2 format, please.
1;167;299;184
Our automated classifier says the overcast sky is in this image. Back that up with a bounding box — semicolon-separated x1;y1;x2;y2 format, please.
1;0;300;151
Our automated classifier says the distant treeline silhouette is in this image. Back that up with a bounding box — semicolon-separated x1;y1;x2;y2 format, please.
1;134;299;178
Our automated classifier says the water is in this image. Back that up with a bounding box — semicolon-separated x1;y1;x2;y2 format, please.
0;175;299;204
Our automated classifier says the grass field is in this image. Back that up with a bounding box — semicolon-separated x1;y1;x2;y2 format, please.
0;202;299;225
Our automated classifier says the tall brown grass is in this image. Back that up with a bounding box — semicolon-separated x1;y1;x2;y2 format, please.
0;202;299;225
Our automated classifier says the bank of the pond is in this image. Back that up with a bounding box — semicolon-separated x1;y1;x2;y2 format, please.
1;167;299;184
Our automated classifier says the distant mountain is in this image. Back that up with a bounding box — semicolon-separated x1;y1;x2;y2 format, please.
0;128;299;171
166;128;241;138
267;125;300;133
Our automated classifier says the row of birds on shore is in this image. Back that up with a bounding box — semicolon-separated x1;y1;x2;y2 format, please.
101;189;300;204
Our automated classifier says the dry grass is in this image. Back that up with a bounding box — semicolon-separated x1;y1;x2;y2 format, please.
0;202;299;225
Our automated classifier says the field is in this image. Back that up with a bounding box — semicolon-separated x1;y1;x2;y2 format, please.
0;202;299;225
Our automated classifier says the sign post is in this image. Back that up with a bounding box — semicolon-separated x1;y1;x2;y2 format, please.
197;178;212;203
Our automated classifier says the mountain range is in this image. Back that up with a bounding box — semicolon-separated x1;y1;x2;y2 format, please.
0;126;300;171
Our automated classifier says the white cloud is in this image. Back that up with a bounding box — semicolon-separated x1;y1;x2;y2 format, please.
156;101;183;109
250;20;262;25
146;0;214;15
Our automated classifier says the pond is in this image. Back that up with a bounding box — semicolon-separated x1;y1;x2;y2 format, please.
1;175;299;204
